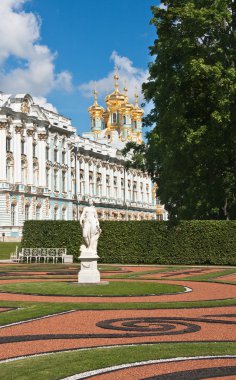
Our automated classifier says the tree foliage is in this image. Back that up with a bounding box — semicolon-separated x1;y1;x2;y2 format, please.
126;0;236;220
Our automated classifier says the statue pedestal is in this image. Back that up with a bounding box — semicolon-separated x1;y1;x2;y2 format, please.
78;250;101;284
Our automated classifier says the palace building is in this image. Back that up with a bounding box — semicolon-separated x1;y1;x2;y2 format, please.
0;80;168;240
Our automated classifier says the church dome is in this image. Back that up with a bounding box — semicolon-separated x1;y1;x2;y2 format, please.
88;90;104;117
105;72;126;109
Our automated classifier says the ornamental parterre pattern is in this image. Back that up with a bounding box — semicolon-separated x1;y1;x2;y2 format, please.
0;264;235;379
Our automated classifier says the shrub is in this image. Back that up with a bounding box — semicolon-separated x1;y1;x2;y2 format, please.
21;220;236;265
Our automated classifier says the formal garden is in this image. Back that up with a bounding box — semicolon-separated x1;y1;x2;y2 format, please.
0;218;236;379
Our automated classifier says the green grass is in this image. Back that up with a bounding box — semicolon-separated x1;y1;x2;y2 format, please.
175;269;236;282
1;297;236;327
0;281;184;296
0;242;18;259
0;342;236;380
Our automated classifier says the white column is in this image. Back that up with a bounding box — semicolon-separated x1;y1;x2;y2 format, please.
93;162;97;196
125;170;129;202
149;179;153;205
0;122;7;182
84;160;89;195
137;175;141;203
68;145;72;195
38;133;47;188
26;128;34;185
110;166;114;199
101;164;107;197
117;169;122;201
14;126;23;183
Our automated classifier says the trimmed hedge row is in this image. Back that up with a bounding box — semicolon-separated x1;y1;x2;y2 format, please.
21;220;236;265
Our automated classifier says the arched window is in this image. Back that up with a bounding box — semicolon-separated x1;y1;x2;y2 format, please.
92;118;96;128
89;171;94;196
134;120;137;129
54;169;58;191
123;115;126;124
25;204;30;221
11;203;16;225
62;171;66;192
96;174;102;197
112;113;117;123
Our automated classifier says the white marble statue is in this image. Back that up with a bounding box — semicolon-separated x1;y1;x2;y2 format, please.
80;199;101;254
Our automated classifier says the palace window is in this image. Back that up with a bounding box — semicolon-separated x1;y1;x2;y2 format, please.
134;120;137;129
54;169;58;191
133;182;137;202
25;204;30;221
71;170;76;195
146;184;149;202
89;171;94;196
79;169;84;195
6;137;11;152
114;176;118;198
21;139;25;154
33;143;37;158
112;113;117;123
92;118;96;128
106;175;110;198
62;207;66;221
45;146;49;160
123;116;126;124
62;171;66;192
36;205;41;220
46;168;50;188
96;174;102;197
128;180;131;201
11;204;16;226
54;149;58;162
62;151;66;164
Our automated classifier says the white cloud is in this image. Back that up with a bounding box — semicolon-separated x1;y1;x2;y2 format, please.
79;51;148;105
0;0;73;96
33;96;58;113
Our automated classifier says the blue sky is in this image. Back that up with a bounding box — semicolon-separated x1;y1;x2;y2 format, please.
0;0;160;134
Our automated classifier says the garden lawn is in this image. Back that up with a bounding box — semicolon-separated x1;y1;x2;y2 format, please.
0;242;18;260
0;342;236;380
0;281;184;296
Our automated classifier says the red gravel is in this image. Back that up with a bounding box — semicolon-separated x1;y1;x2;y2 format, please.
87;358;236;380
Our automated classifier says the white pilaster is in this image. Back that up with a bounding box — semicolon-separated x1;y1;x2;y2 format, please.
0;122;7;182
38;133;47;188
26;128;34;185
14;126;23;184
84;160;89;195
101;164;107;197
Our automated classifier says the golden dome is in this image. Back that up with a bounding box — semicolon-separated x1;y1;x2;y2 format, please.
132;93;144;119
105;71;126;108
88;89;104;116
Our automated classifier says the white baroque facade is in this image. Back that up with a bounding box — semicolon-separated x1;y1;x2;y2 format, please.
0;92;157;240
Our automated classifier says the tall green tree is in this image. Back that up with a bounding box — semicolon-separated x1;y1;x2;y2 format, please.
139;0;236;220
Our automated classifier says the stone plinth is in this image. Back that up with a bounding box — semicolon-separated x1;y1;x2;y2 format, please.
78;251;100;283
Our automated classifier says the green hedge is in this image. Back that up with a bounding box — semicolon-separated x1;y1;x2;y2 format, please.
21;220;236;265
